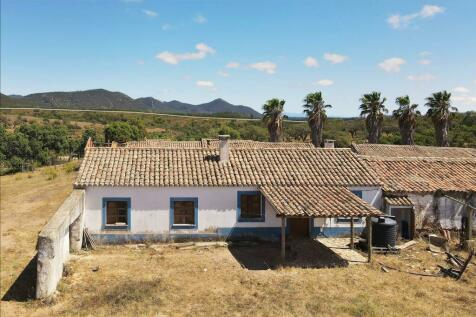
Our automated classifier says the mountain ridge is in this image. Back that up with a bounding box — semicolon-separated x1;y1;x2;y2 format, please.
1;89;261;118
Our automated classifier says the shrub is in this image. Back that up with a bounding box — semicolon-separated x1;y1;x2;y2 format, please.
42;167;58;180
63;160;80;173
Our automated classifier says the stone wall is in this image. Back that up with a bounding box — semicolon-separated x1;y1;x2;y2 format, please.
36;189;85;299
409;193;476;230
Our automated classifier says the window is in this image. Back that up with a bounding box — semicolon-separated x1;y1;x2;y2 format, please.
238;191;265;222
337;190;363;223
170;198;198;229
102;198;130;230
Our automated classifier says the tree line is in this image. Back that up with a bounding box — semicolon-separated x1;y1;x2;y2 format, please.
263;90;458;147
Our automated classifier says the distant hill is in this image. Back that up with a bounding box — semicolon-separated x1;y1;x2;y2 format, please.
0;89;261;118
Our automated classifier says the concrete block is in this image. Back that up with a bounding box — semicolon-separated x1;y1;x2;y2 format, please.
36;189;85;299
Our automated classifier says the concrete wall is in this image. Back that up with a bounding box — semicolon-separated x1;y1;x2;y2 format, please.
408;193;476;230
36;189;85;299
84;186;381;241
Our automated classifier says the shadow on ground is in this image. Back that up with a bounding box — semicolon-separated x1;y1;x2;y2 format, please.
2;254;37;301
228;239;347;270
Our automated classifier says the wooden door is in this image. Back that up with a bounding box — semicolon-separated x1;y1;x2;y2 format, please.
288;218;310;238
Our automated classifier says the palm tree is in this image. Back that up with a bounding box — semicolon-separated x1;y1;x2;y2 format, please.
425;91;457;147
262;98;285;142
359;92;388;144
393;95;420;145
303;92;332;147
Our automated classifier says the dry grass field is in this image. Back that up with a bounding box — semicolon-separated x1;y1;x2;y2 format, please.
1;167;475;317
0;165;77;315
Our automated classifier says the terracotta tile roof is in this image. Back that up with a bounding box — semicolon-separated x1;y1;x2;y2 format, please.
260;185;382;217
351;143;476;160
351;143;476;194
384;196;413;206
364;157;476;194
126;139;315;149
75;147;380;188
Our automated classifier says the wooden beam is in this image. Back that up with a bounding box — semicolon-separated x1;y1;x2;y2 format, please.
281;217;286;262
367;216;372;263
468;207;473;241
350;217;354;250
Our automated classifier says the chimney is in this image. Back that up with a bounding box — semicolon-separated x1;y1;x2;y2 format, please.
324;139;335;148
219;135;230;163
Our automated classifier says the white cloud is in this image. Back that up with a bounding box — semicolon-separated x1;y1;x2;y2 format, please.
378;57;406;72
248;61;277;74
142;10;158;17
155;43;215;65
387;5;444;29
193;14;207;24
217;71;229;77
419;51;431;57
323;53;348;64
162;24;172;31
453;86;470;93
315;79;334;86
407;73;436;81
137;60;145;65
420;5;445;18
453;95;476;106
304;56;319;67
226;62;240;69
419;59;431;65
196;80;215;88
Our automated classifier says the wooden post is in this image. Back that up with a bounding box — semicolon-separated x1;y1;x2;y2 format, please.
281;217;286;262
350;217;354;250
468;207;473;241
367;216;372;263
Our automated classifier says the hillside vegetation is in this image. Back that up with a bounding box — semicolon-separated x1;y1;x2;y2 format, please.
0;89;261;118
0;108;475;174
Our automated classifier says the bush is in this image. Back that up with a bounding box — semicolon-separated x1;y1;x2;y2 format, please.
63;160;81;173
42;167;58;180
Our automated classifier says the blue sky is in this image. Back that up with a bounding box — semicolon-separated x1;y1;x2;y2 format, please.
1;0;475;117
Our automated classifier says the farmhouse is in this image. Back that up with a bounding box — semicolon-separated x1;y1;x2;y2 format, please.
74;136;383;244
351;144;476;241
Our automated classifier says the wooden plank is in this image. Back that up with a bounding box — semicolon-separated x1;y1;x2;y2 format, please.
367;216;372;263
350;217;354;250
457;251;474;281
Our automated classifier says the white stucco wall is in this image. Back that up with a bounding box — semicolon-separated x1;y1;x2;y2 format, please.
85;186;382;235
85;186;282;234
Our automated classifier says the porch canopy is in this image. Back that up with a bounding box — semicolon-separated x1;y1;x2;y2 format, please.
259;185;383;218
260;185;382;262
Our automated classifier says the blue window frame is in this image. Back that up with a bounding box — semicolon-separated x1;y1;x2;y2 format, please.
170;197;198;229
337;190;363;223
237;191;265;222
102;197;131;230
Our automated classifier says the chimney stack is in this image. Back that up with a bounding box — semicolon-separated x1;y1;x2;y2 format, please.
219;135;230;163
324;139;335;148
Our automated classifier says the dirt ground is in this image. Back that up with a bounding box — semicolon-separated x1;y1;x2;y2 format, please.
9;241;474;317
1;168;475;317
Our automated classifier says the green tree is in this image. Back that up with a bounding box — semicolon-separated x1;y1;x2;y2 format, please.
303;92;332;147
359;92;388;144
78;128;104;156
393;96;420;145
425;91;457;147
262;98;285;142
104;121;144;143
